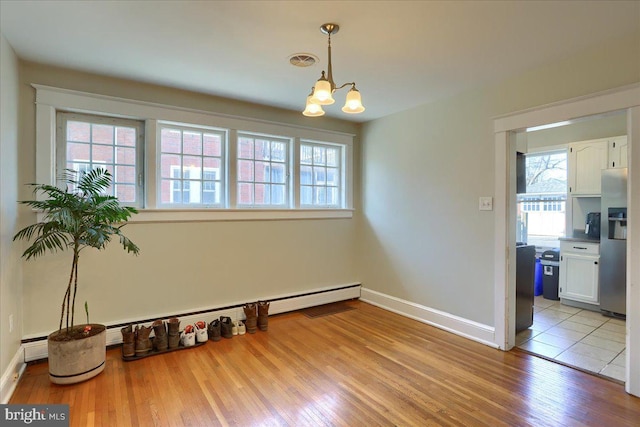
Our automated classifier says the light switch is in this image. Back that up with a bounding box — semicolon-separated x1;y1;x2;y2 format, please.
479;196;493;211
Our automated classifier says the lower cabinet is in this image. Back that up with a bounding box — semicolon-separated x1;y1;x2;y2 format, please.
559;241;600;305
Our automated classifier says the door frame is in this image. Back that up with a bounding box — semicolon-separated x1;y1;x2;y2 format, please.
492;83;640;396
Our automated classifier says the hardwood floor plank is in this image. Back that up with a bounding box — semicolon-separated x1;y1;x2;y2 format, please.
9;301;640;426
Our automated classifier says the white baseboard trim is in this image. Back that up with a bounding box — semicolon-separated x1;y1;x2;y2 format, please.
360;288;498;348
1;346;27;404
23;283;361;362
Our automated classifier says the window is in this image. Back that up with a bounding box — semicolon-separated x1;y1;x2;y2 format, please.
516;150;567;247
300;142;342;207
38;86;353;221
237;134;289;207
159;125;225;207
57;112;144;207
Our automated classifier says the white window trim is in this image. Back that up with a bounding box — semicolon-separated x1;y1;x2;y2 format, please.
33;84;354;222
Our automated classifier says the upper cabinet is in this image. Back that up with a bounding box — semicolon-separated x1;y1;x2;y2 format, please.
568;139;609;196
608;136;628;169
567;135;626;196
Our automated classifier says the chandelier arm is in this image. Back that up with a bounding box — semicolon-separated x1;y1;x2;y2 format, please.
334;82;356;92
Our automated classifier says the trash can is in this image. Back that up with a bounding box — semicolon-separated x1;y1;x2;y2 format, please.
534;258;543;296
540;249;560;300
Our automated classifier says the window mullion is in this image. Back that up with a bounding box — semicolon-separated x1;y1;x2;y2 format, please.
228;129;238;208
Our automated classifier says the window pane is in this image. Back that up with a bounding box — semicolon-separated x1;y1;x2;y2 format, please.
327;187;338;206
313;146;326;165
255;183;270;204
271;185;285;205
203;133;221;156
116;184;136;203
314;187;326;204
162;155;181;178
326;147;338;167
255;139;270;160
313;167;326;185
161;128;182;153
255;161;270;183
183;157;202;173
301;145;313;164
300;165;312;185
68;121;90;142
301;186;312;205
238;138;254;159
116;146;136;165
326;167;339;186
271;163;286;184
271;141;286;162
115;165;136;185
92;124;113;144
92;144;113;163
238;182;254;204
116;127;136;147
66;142;90;162
238;160;254;181
183;131;202;156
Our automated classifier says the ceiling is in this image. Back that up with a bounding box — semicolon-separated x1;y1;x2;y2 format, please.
1;1;638;123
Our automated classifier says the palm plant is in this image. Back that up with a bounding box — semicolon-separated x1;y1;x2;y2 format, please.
14;168;139;334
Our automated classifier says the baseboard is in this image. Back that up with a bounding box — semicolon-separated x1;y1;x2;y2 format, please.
23;283;361;362
0;346;27;404
360;288;498;348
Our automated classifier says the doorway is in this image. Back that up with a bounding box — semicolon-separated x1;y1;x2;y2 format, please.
492;84;640;396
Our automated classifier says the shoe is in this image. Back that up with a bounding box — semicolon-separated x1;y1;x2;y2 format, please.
194;321;208;343
167;317;180;349
135;324;153;356
238;320;246;335
208;319;221;342
243;302;258;334
232;321;239;336
258;300;270;331
121;324;135;357
152;320;168;351
181;324;195;347
220;316;233;339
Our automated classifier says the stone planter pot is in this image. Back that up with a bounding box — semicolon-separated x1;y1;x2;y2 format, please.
48;324;106;385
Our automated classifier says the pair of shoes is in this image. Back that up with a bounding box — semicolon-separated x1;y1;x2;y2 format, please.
181;324;196;347
208;319;221;341
243;301;270;333
231;320;246;336
167;318;180;349
220;316;233;339
152;320;168;351
194;321;208;343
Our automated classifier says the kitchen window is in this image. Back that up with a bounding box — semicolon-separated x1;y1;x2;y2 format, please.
516;150;567;247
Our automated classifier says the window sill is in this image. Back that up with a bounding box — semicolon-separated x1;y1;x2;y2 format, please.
127;208;354;223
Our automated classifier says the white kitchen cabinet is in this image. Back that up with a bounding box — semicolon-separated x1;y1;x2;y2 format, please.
559;241;600;305
568;139;608;195
608;136;628;169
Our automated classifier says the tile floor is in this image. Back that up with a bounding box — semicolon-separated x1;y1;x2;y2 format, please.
516;295;626;382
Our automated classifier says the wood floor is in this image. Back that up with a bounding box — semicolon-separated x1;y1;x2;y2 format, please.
10;301;640;426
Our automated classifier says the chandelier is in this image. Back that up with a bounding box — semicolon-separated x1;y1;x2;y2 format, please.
303;23;365;117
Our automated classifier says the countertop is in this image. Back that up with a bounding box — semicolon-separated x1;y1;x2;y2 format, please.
559;230;600;244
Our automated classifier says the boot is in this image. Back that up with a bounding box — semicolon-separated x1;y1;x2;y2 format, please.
208;319;221;342
258;300;270;331
135;324;153;356
152;320;168;351
243;302;258;334
167;317;180;349
220;316;233;339
121;324;135;357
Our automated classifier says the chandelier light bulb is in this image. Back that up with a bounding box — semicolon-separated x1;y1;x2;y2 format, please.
303;95;325;117
311;74;335;105
342;87;365;114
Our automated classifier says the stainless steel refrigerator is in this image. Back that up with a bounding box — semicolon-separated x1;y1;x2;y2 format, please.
600;168;627;318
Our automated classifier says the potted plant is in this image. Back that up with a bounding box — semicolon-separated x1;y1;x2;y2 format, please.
14;168;139;384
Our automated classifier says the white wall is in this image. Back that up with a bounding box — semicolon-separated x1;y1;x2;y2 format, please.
359;31;640;326
0;33;23;391
17;62;361;337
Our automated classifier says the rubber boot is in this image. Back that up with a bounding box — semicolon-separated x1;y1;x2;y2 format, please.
135;324;153;356
243;302;258;334
167;317;180;349
258;300;270;331
220;316;233;339
152;320;168;351
121;324;135;357
208;319;221;341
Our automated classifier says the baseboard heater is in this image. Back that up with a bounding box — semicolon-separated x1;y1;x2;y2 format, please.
21;283;361;362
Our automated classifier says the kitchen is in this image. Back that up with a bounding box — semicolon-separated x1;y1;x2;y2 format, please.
513;111;628;382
